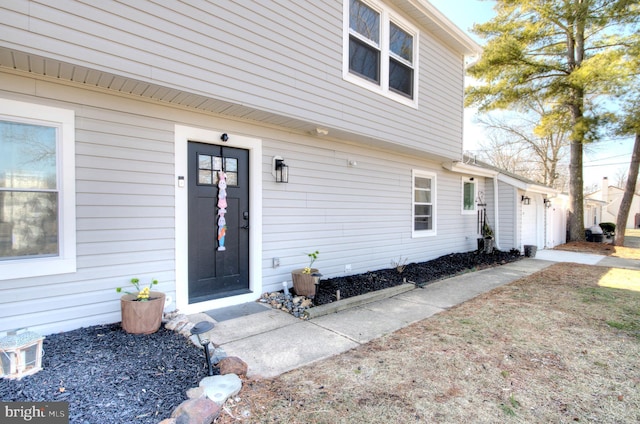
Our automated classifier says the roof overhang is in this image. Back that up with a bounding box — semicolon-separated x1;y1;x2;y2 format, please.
443;161;560;196
442;161;498;178
393;0;483;56
498;174;560;195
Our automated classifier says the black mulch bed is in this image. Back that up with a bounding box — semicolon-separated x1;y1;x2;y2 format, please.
1;249;523;423
313;249;523;305
0;323;216;424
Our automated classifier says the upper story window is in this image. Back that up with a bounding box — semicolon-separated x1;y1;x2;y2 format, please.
462;177;476;214
412;170;436;237
345;0;418;107
0;99;76;280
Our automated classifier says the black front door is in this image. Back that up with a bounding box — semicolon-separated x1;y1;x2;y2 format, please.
187;142;249;303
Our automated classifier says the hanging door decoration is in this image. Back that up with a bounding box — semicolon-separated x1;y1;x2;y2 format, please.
217;170;227;251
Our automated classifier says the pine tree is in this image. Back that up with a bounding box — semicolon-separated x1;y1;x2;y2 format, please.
466;0;639;241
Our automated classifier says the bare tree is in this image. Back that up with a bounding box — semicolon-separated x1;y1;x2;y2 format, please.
473;99;570;190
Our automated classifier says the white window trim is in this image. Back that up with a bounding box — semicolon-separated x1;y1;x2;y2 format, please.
343;0;419;108
0;99;76;280
462;177;477;215
412;169;436;237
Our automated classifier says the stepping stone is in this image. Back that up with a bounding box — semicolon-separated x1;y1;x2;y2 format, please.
199;374;242;405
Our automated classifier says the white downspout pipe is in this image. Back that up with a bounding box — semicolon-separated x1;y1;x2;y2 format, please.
493;176;501;250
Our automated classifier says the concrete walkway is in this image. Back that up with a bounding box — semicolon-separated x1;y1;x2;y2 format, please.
189;249;639;378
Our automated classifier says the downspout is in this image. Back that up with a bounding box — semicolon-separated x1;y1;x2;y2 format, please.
493;176;501;250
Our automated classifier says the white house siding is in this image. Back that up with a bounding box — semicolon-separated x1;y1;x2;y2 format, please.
496;181;517;250
1;70;480;334
259;135;479;292
0;0;467;160
592;186;640;229
0;75;178;335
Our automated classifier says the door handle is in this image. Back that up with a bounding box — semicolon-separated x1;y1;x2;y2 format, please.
242;211;249;229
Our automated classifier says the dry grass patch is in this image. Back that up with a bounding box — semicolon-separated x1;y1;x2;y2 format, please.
553;241;640;259
216;263;640;423
553;230;640;259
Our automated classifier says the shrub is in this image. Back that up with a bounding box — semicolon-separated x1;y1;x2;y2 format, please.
599;222;616;235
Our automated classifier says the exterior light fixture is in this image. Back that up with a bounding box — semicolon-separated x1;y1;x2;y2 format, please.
220;133;229;142
190;321;215;376
521;195;531;205
544;198;552;208
272;156;289;183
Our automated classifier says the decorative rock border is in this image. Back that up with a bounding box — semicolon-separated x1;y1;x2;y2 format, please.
160;283;415;422
261;283;416;319
159;311;248;424
258;292;314;318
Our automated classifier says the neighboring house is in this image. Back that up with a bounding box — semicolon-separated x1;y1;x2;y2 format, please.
0;0;494;335
585;177;640;229
446;157;566;253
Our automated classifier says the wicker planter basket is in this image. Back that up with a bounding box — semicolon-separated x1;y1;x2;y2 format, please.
291;269;321;298
120;291;166;334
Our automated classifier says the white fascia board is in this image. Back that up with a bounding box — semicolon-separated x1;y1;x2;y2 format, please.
497;173;528;190
497;174;559;195
527;184;560;195
442;161;499;178
403;0;483;56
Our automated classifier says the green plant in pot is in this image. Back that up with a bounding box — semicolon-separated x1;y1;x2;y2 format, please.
291;250;323;298
117;278;166;334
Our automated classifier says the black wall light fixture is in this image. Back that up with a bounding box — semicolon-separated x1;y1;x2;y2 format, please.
521;195;531;205
220;133;229;142
272;156;289;183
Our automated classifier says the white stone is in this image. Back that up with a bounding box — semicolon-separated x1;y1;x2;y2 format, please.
199;374;242;405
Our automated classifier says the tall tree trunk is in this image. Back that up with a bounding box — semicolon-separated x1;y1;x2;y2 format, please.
614;132;640;246
566;11;586;242
567;87;586;241
568;138;585;241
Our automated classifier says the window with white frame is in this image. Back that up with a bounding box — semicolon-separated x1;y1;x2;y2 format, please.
0;99;76;280
412;170;436;236
345;0;418;105
462;177;476;214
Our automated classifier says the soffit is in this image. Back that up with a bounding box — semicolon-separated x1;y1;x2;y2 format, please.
0;48;457;162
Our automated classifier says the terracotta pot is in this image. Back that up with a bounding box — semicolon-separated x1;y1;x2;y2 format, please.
120;291;166;334
291;268;321;297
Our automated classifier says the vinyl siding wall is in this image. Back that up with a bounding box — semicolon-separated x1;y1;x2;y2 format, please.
1;75;178;335
1;71;478;334
497;181;517;250
1;0;465;159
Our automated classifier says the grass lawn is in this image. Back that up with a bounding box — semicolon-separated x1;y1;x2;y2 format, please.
215;241;640;423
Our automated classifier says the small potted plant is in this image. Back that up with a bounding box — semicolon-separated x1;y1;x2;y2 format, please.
291;250;322;298
117;278;166;334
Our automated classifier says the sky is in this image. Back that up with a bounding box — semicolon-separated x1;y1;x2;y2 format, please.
427;0;635;190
